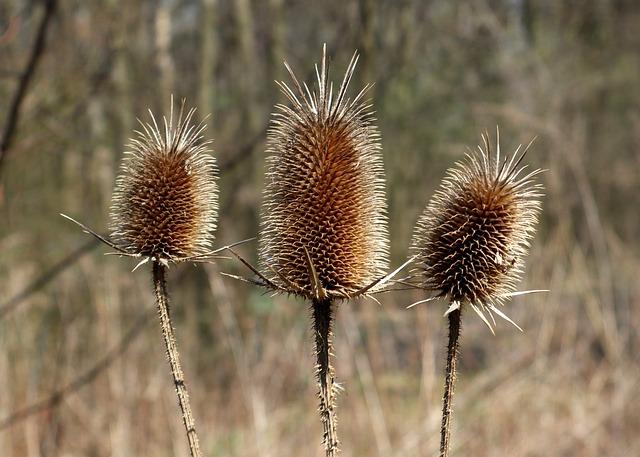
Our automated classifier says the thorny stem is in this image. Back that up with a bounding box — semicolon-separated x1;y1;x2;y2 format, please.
440;307;461;457
152;261;202;457
312;297;340;456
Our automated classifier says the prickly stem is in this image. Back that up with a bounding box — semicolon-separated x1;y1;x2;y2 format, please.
312;297;339;456
440;306;461;457
153;261;202;457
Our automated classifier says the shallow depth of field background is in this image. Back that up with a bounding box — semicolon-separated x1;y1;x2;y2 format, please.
1;1;639;456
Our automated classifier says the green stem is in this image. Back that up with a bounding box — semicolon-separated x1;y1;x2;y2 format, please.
152;261;202;457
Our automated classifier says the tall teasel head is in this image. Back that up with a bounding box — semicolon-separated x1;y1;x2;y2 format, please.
109;101;218;263
410;130;543;330
258;46;390;300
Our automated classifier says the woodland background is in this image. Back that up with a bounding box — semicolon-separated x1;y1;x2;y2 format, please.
1;0;639;456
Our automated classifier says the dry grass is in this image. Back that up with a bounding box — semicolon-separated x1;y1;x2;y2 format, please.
1;1;639;456
1;228;638;456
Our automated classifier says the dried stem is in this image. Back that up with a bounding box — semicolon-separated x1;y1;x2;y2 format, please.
312;297;339;456
152;261;202;457
440;307;461;457
0;306;152;430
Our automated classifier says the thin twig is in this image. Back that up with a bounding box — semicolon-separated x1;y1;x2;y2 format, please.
60;213;130;254
312;297;339;456
0;306;153;431
0;238;99;320
440;307;462;457
0;0;57;179
152;261;202;457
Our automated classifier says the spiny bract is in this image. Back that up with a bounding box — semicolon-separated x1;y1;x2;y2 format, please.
259;46;389;300
109;102;218;262
411;131;543;329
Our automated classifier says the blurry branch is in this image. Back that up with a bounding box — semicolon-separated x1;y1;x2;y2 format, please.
198;0;217;127
0;306;153;431
0;15;18;46
154;2;175;101
1;39;347;319
0;238;99;320
0;44;361;320
73;50;115;117
0;0;57;180
233;0;260;130
215;53;335;180
217;59;335;217
0;125;264;321
219;128;265;173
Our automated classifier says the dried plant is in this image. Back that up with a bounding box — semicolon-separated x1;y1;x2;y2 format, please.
409;130;544;457
229;46;397;456
62;100;227;457
109;105;218;262
258;50;389;300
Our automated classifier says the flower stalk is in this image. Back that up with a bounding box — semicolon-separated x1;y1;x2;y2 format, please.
440;307;461;457
312;297;339;455
225;45;403;456
153;261;202;457
63;99;222;457
409;130;544;456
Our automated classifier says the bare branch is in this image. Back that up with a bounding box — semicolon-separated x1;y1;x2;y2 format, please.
0;238;98;320
0;0;57;179
0;306;153;431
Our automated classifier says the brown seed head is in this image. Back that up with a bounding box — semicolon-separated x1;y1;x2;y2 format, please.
259;46;390;299
411;131;543;324
109;102;218;262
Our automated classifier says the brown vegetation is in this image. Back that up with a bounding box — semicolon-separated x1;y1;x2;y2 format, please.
410;132;543;456
256;46;390;455
1;1;639;456
259;47;388;300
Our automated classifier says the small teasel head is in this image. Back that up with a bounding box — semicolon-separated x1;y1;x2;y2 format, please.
410;130;543;329
109;100;218;263
258;45;390;300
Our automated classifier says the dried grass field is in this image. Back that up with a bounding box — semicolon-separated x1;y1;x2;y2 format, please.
1;1;639;456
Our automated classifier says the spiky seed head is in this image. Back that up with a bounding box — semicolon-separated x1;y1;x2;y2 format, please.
259;46;390;300
410;131;543;327
109;101;218;262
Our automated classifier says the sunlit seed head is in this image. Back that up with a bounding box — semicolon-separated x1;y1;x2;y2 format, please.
109;101;218;262
411;130;543;324
259;46;390;299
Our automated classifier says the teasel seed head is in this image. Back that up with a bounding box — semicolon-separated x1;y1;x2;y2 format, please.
109;101;218;263
258;45;390;300
410;130;543;329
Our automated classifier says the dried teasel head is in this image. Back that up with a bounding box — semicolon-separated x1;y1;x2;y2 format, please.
109;101;218;263
410;130;543;330
258;46;390;300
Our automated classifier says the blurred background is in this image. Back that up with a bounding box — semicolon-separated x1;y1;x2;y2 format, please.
1;0;639;456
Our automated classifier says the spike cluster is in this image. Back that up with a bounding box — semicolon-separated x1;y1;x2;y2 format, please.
109;103;218;262
258;47;389;300
410;132;543;328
